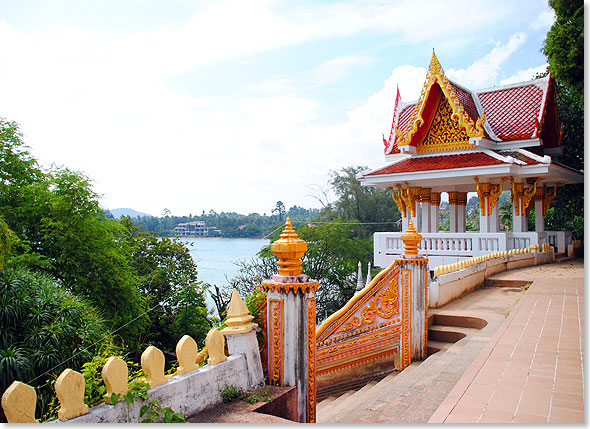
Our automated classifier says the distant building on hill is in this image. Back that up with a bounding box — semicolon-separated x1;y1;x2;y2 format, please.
173;221;209;237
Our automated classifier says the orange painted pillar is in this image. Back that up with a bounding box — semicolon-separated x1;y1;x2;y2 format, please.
261;218;319;423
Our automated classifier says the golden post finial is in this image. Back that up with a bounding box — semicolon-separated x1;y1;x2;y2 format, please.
221;288;258;335
270;217;308;276
400;219;422;256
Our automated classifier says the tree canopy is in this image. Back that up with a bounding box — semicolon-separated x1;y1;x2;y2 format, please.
543;0;584;109
0;118;211;359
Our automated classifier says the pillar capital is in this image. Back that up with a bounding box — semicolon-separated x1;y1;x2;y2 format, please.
419;187;431;201
270;217;307;277
448;191;459;205
430;192;441;206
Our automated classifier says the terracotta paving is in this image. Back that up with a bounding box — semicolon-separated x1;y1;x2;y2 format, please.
429;261;584;423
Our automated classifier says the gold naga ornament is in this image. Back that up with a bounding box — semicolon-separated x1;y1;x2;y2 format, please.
474;176;510;216
389;186;407;217
542;183;560;216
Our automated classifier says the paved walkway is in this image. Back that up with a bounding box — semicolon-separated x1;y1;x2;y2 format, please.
429;260;584;423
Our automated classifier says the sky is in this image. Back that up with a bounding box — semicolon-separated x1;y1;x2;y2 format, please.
0;0;555;217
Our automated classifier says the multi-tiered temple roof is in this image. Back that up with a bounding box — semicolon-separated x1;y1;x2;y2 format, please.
360;52;581;191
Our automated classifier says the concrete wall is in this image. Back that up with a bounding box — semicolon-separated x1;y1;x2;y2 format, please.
429;250;555;308
56;355;250;423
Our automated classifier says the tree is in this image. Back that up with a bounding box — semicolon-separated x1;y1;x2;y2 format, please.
228;219;372;322
0;218;14;269
0;267;110;421
543;0;584;109
324;166;401;237
271;201;286;222
122;218;210;355
0;119;147;349
540;1;584;240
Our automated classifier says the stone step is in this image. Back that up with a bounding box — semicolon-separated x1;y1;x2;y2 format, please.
317;380;379;421
327;363;420;423
337;326;493;423
427;339;453;356
428;324;480;343
316;395;337;413
316;390;356;423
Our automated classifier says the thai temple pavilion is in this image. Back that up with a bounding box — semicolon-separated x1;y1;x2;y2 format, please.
358;52;583;270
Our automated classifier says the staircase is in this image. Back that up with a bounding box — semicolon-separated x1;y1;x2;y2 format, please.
316;313;487;423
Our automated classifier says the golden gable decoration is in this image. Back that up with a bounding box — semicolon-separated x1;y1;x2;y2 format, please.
396;50;485;151
417;94;475;154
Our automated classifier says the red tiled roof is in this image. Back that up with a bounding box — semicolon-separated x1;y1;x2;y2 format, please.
498;151;542;165
366;152;506;176
451;82;480;123
387;104;416;154
477;84;543;141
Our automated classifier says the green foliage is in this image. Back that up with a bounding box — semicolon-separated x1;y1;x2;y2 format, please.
0;218;15;269
220;384;243;403
543;0;584;109
229;219;372;322
245;285;267;318
123;218;211;356
0;266;110;422
220;384;270;405
139;398;187;423
0;120;149;348
129;206;320;238
322;166;401;236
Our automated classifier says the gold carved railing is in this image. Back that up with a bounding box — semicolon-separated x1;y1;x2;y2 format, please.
315;259;406;398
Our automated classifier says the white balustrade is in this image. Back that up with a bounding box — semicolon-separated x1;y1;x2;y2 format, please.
374;231;558;269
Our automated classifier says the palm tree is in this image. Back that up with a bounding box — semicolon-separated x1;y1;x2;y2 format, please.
0;267;110;422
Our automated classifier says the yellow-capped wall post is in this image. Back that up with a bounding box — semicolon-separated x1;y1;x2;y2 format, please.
400;220;429;363
261;218;319;423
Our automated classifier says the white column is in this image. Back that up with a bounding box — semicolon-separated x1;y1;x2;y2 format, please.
512;203;526;233
430;192;440;233
535;199;544;232
430;204;439;232
479;200;490;233
489;204;499;233
415;200;422;232
449;192;458;233
449;204;457;232
421;201;431;233
457;204;466;233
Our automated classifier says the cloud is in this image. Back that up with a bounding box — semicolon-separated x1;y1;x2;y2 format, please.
446;33;527;88
306;55;372;87
530;9;555;31
500;64;549;85
0;1;550;215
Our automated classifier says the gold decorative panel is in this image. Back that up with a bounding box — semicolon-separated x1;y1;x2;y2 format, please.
417;95;474;154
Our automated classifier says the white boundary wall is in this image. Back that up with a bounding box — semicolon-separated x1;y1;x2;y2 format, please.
55;330;264;424
428;249;555;308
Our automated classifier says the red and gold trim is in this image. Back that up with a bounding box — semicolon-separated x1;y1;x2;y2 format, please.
261;281;319;294
401;269;411;369
397;50;485;151
268;299;283;385
307;298;316;423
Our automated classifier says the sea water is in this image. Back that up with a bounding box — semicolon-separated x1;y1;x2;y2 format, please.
183;237;269;314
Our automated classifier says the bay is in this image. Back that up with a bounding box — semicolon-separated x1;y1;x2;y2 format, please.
183;237;270;314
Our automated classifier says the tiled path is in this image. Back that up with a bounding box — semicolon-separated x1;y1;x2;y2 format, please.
429;262;584;423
